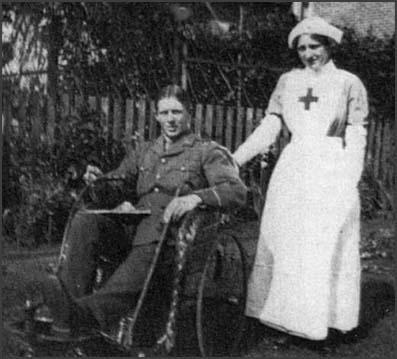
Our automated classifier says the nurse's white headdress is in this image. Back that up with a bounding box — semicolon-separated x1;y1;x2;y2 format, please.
288;17;343;49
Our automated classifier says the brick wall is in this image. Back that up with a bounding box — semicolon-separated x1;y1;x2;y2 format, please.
310;2;395;38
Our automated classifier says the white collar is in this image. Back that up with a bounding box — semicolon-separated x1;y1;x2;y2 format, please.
304;60;337;77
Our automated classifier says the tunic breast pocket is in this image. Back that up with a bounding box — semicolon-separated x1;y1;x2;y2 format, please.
168;162;204;191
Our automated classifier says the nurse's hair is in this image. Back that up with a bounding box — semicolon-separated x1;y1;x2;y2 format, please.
292;33;338;56
156;84;192;113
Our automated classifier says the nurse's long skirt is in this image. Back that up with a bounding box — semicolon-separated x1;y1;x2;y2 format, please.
245;136;361;340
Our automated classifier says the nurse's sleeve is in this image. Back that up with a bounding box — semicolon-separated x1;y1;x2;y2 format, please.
343;76;369;186
233;74;285;166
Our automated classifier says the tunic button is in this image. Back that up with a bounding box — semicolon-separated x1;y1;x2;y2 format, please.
156;174;161;180
154;187;160;192
180;166;186;171
161;158;166;164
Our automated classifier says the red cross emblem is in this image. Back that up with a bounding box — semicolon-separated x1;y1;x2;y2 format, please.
298;88;319;110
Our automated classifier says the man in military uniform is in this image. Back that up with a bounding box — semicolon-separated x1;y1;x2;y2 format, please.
47;85;247;337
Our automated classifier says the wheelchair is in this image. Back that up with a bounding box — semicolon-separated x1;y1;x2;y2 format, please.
7;178;249;357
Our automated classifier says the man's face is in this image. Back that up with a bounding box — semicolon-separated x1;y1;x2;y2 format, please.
297;34;330;71
156;97;190;141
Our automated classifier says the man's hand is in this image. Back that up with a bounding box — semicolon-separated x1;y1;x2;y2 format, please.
83;165;103;185
113;201;136;212
163;194;203;223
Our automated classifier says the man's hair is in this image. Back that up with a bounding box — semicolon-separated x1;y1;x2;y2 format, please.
156;84;191;112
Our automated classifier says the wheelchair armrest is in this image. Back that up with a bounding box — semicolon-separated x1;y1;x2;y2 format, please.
174;207;222;250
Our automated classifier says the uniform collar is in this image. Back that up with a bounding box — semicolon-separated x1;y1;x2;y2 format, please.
151;131;197;156
304;60;337;77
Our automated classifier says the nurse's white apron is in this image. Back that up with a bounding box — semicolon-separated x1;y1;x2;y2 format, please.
245;64;362;340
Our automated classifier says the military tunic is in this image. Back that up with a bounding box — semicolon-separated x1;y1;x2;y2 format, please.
58;131;246;330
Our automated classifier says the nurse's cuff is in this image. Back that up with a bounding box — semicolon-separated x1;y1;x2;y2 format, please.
342;124;368;187
233;114;282;166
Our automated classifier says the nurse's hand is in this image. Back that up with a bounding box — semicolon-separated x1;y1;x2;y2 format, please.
163;194;203;223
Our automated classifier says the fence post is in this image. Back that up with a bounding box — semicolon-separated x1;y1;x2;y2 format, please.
31;91;42;145
46;95;56;145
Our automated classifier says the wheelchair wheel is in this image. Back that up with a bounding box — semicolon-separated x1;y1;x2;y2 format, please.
196;233;248;356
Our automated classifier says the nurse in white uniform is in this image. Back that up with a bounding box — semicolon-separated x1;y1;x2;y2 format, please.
233;17;368;341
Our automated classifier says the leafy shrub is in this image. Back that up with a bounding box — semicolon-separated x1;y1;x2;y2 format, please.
3;100;126;248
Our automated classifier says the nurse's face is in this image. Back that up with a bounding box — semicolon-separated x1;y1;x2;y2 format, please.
297;34;330;72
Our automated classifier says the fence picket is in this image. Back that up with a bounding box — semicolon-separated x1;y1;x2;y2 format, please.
382;122;391;184
100;97;109;137
374;121;382;178
204;104;214;139
149;100;158;140
75;95;83;113
225;106;234;150
88;96;97;112
113;98;122;140
245;107;254;137
137;98;147;138
194;104;203;136
254;108;263;127
3;98;12;140
366;117;376;162
215;105;224;145
61;93;70;118
125;99;135;139
235;106;244;150
387;123;393;184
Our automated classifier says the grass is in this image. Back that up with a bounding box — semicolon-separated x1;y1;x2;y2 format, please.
2;215;395;357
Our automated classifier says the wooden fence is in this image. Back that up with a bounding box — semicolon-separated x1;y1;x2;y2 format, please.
2;92;395;189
